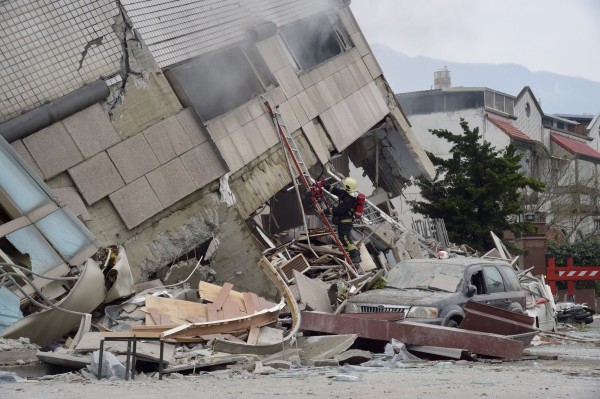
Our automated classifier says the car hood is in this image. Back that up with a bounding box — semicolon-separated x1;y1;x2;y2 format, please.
347;288;457;306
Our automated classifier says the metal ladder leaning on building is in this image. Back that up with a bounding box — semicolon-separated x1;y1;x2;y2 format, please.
262;97;356;269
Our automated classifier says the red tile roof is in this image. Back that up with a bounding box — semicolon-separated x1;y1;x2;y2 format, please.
550;133;600;161
487;116;533;142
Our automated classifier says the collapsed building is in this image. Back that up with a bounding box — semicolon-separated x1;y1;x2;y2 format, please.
0;0;434;309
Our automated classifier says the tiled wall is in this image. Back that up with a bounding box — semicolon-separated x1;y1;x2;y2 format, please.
0;0;122;123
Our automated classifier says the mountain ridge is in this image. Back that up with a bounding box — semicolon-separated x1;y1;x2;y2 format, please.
372;43;600;115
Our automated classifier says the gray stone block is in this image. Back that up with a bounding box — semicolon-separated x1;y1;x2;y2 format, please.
146;158;195;207
144;118;178;164
180;142;226;189
288;96;309;127
206;118;229;142
215;136;243;173
23;123;84;179
277;101;301;134
275;65;303;99
10;139;44;179
176;109;209;148
107;133;160;183
63;104;120;159
255;113;279;149
230;126;258;165
241;120;269;157
362;53;383;80
68;152;124;205
52;186;91;221
350;32;370;57
109;177;163;229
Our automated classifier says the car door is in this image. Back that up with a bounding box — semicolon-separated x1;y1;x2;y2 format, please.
466;266;497;307
481;265;512;309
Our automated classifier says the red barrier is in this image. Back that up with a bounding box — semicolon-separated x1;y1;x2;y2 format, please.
546;255;600;296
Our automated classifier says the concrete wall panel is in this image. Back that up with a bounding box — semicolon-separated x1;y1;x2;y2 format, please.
23;123;84;179
180;142;227;189
146;158;195;207
63;104;120;159
108;133;160;183
68;152;125;205
109;177;164;229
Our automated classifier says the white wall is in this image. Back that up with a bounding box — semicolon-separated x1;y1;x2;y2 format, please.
514;90;543;143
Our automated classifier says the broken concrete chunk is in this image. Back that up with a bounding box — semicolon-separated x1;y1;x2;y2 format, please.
334;349;373;365
263;359;292;370
89;350;126;380
310;358;339;367
294;270;333;313
298;334;357;362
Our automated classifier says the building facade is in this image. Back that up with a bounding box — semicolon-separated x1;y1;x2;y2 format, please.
0;0;433;295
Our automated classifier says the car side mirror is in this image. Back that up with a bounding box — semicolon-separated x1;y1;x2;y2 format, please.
466;284;477;297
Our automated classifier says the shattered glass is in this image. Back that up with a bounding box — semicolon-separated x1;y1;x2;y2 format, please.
35;209;95;261
0;147;49;214
6;225;63;275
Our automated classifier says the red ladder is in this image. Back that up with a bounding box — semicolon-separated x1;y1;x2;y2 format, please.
263;98;355;268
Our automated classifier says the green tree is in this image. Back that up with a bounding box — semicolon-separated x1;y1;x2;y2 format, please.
409;119;545;251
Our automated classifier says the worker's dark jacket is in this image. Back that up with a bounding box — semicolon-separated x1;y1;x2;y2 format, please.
326;185;356;224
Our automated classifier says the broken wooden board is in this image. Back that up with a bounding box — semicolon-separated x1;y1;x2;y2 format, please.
199;281;246;312
144;295;208;326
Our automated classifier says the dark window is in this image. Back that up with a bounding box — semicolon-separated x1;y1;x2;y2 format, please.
280;14;350;71
167;46;274;121
483;266;505;294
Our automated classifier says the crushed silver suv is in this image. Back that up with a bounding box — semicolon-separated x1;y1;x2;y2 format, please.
344;258;526;327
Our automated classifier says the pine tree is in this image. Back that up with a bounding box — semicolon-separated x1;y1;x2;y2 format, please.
410;119;545;250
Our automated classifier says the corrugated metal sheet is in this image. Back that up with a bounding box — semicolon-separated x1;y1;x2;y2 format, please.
121;0;338;68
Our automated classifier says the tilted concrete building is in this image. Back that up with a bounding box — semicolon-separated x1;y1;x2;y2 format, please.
0;0;433;295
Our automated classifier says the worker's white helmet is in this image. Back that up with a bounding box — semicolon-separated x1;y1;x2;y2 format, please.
342;177;358;193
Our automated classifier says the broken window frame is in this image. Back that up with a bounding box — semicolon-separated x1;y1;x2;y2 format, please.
278;12;354;73
0;137;98;293
166;43;277;122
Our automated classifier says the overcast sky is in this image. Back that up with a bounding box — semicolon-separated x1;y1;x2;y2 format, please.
350;0;600;83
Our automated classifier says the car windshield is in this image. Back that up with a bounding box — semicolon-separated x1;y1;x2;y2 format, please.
386;262;464;293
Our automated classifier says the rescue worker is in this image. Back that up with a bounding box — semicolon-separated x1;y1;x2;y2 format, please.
324;177;362;264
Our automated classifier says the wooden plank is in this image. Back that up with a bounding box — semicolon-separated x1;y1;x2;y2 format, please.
243;292;259;314
207;303;221;322
146;308;160;326
212;282;234;309
199;281;246;312
186;316;208;323
145;295;208;325
222;298;245;319
247;326;260;345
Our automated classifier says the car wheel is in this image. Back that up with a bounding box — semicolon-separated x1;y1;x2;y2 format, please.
444;319;460;328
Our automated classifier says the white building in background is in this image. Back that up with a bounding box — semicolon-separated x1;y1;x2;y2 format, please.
395;73;600;240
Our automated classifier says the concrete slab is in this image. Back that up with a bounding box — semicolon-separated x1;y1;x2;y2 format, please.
256;326;284;345
230;126;258;165
240;120;269;157
68;151;125;205
362;53;383;80
144;117;179;164
109;177;164;229
299;72;314;89
53;186;92;221
215;136;243;173
277;101;301;134
63;103;120;159
205;118;229;142
296;90;319;121
293;270;332;313
10;139;44;178
176;109;209;148
288;96;309;127
297;334;357;361
350;32;370;56
301;121;329;165
334;349;373;365
254;113;279;149
23;122;84;179
36;350;90;368
275;65;303;99
107;133;160;183
256;36;289;73
180;142;227;189
145;158;195;207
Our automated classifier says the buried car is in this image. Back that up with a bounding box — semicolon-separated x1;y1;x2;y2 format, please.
344;258;526;327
